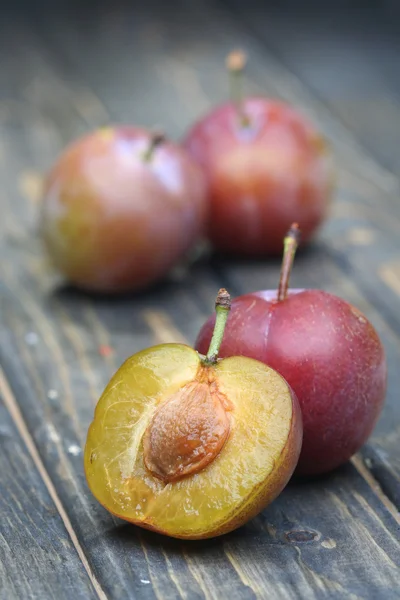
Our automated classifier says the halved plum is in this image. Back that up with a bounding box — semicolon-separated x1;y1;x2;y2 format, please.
84;291;302;539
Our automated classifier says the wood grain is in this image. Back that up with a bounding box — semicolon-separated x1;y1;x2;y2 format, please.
0;373;98;600
0;1;400;599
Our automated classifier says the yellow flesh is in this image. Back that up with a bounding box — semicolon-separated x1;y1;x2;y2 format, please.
84;344;293;538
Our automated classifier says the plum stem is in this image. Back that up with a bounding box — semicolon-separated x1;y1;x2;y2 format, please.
142;131;165;162
226;50;250;127
203;289;231;365
277;223;301;302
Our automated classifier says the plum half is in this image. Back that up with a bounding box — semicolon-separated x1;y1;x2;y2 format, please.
196;226;387;476
41;127;207;292
84;290;302;539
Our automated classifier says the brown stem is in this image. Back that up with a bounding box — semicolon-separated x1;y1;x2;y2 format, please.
226;50;249;127
215;288;231;310
277;223;301;302
142;131;165;162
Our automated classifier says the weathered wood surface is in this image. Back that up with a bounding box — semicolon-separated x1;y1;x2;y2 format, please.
1;1;400;598
0;375;97;600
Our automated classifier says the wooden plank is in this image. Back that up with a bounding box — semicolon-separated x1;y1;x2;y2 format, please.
321;225;400;505
0;3;399;599
0;374;98;600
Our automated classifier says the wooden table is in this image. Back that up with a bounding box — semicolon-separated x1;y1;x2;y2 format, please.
1;1;399;598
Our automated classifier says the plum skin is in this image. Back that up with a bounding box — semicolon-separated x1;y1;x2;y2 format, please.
41;126;208;292
195;290;387;476
183;99;334;255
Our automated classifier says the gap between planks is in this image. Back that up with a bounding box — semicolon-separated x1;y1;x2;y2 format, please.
351;455;400;526
0;369;109;600
145;309;400;526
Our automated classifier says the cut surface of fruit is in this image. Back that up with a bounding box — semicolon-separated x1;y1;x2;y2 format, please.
84;343;301;539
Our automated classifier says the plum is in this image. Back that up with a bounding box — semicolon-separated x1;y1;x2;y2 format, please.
183;52;334;255
196;226;387;475
41;127;208;292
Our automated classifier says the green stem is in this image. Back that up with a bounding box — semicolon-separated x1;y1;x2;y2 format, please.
226;50;249;127
203;289;231;365
277;223;301;302
142;131;165;162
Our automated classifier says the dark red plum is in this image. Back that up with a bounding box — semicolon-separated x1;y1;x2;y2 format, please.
196;225;387;475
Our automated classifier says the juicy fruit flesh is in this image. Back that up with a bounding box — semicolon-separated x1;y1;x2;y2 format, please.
195;290;387;475
84;344;298;538
143;375;232;482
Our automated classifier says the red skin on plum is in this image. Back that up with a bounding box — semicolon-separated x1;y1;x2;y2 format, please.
41;127;208;293
183;99;334;255
196;290;387;475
